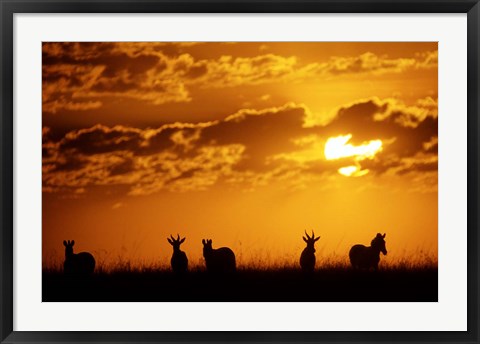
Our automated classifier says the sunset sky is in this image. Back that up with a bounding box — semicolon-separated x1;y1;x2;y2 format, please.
42;42;438;267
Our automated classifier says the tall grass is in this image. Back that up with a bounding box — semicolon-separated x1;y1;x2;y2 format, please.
44;248;437;274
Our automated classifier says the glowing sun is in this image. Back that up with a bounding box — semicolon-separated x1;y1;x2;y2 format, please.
324;134;383;176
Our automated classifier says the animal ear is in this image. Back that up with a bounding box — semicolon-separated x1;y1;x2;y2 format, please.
383;233;386;238
180;237;186;244
202;239;206;245
63;240;67;247
167;238;173;244
303;236;308;243
208;239;212;244
71;240;75;246
315;236;320;242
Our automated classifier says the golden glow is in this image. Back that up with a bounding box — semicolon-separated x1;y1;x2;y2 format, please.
338;166;357;176
338;165;370;177
324;134;383;160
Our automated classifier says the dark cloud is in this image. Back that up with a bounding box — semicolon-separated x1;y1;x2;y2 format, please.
396;160;438;176
184;64;208;79
42;43;190;113
109;158;135;176
59;125;143;155
52;154;88;172
198;105;306;169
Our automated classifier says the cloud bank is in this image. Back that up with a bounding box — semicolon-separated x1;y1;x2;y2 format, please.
43;43;438;113
43;97;438;196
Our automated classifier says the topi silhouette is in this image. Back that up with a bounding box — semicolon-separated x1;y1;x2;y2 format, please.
63;240;95;275
300;230;320;273
202;239;236;273
349;233;387;270
167;234;188;274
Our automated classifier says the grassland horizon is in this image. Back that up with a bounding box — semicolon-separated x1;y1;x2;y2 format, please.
43;246;437;273
43;246;437;302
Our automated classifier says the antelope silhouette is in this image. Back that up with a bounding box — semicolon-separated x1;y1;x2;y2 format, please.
300;230;320;273
202;239;236;273
349;233;387;270
63;240;95;275
167;234;188;274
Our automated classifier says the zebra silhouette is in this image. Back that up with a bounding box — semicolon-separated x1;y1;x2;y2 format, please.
202;239;236;273
349;233;387;270
63;240;95;275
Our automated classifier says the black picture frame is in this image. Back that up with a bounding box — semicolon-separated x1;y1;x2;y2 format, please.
1;0;479;343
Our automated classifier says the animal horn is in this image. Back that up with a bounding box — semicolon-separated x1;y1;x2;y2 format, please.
177;233;180;241
305;230;310;240
311;230;315;239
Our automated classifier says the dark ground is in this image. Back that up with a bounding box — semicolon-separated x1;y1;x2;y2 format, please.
43;267;437;302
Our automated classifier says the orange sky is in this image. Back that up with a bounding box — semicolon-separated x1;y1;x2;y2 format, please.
42;42;438;268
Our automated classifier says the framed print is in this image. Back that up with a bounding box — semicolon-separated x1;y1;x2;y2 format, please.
1;0;479;343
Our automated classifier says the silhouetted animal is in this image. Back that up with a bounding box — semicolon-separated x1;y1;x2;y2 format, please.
202;239;236;273
300;230;320;273
349;233;387;270
167;234;188;274
63;240;95;275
